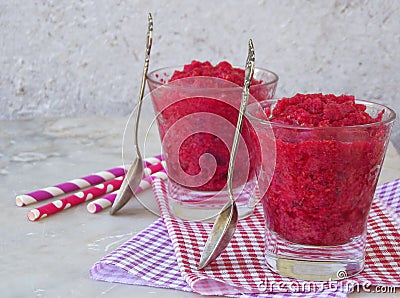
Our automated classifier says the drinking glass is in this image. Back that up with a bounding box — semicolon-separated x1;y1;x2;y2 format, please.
146;67;278;221
247;99;395;280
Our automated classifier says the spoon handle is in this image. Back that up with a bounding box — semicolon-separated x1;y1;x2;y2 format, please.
226;39;255;201
134;13;153;158
110;13;153;215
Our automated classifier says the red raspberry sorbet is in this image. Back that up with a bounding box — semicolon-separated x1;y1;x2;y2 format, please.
158;97;259;191
264;93;388;246
170;60;262;87
154;60;264;191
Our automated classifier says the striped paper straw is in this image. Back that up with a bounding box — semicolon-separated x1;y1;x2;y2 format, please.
143;154;163;166
16;154;163;207
87;170;168;214
143;161;165;177
27;176;125;222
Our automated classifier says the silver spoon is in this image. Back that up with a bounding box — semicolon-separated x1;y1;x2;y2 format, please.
198;39;255;269
110;13;153;215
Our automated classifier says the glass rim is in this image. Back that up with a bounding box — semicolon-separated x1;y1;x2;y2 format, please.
146;65;279;88
246;98;396;130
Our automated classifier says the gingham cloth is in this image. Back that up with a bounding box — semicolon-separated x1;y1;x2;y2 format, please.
90;179;400;297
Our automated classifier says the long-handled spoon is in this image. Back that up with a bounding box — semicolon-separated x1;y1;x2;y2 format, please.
110;13;153;215
198;39;255;269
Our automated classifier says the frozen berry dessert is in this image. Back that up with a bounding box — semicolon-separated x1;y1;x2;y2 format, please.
263;93;390;246
148;60;276;192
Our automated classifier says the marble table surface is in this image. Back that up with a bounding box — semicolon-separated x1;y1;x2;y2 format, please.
1;116;399;298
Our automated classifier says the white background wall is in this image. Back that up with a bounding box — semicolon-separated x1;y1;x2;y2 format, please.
1;0;399;145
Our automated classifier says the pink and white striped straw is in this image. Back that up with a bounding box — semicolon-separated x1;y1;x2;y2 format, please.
16;154;163;207
27;176;125;222
87;170;168;214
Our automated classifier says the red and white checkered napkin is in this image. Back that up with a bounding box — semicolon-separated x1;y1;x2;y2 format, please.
90;178;400;298
153;178;400;296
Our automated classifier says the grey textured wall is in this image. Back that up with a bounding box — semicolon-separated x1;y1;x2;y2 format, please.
1;0;399;146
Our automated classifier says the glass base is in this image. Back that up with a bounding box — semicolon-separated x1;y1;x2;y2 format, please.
265;229;366;281
167;179;257;221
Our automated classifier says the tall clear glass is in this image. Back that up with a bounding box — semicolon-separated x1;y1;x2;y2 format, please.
247;99;396;280
146;67;278;221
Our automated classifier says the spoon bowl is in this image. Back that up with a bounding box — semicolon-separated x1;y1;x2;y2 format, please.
198;201;238;269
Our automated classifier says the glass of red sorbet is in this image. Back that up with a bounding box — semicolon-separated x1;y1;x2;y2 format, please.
146;61;278;221
247;94;396;280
